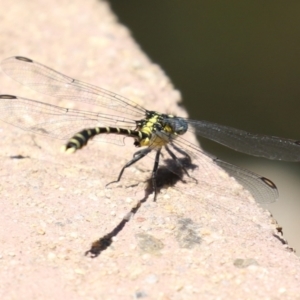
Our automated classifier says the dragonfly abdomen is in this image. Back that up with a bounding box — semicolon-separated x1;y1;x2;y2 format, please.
62;127;144;153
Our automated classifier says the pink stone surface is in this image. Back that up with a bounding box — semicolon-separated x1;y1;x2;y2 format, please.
0;1;299;299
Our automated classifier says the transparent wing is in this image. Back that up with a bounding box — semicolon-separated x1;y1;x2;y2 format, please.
214;159;278;204
1;56;146;119
0;95;136;145
187;119;300;162
172;136;278;204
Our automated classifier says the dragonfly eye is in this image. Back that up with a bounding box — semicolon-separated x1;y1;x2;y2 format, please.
167;118;188;135
176;125;188;135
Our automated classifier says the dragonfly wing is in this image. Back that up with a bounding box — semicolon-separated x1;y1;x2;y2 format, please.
187;119;300;162
1;56;146;118
0;95;136;146
172;136;278;204
214;158;278;204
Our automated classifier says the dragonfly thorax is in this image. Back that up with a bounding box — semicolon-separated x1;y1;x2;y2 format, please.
133;112;188;149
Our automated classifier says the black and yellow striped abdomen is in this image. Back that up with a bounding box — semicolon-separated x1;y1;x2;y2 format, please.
62;126;149;153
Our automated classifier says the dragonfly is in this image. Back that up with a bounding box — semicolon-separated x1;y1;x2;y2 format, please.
1;56;300;203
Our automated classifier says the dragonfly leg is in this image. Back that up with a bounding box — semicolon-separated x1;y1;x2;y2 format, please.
106;148;152;187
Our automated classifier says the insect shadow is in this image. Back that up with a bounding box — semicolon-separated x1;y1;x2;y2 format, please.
85;157;197;258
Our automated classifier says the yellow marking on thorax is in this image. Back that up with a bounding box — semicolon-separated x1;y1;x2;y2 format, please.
138;114;175;149
140;116;159;134
139;115;160;147
163;124;173;134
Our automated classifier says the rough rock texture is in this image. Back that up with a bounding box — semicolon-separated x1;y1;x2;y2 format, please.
0;0;299;299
